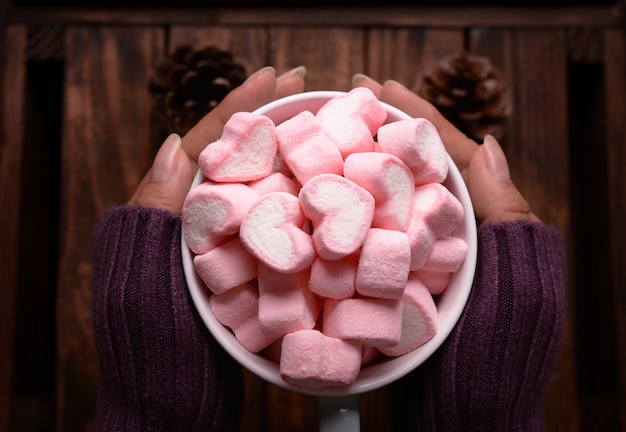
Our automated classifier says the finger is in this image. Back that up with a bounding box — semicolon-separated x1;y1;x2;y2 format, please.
129;133;194;214
468;135;540;224
182;65;308;161
181;66;278;161
351;73;382;97
379;80;479;173
275;66;307;99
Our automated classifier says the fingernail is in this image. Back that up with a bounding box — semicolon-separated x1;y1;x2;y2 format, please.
483;134;511;181
245;66;276;83
384;79;407;89
351;73;370;86
278;65;306;81
151;133;181;182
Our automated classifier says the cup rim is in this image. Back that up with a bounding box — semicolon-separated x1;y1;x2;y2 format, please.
182;90;478;397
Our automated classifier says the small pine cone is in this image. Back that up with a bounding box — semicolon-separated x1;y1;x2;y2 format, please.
148;45;248;136
416;52;512;142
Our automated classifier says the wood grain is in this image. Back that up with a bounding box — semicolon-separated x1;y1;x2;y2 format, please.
169;25;268;76
2;5;625;431
57;24;164;431
603;27;626;432
268;26;364;91
367;28;464;89
8;5;622;28
0;23;27;432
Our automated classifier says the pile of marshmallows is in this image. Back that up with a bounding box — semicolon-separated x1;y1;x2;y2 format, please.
182;87;467;389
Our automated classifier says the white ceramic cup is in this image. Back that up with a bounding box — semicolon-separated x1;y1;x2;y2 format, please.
182;91;478;431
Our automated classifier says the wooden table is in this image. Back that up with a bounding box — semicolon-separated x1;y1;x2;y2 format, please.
1;3;625;431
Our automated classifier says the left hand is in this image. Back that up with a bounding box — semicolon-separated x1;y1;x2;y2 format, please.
352;74;539;225
129;65;307;214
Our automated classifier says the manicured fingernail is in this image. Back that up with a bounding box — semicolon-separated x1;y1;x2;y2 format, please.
245;66;276;83
483;134;511;182
151;133;181;182
384;79;407;89
279;65;306;80
351;73;370;85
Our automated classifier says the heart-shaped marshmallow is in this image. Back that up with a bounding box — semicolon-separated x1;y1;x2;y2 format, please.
299;173;375;261
199;111;277;182
316;87;387;158
344;152;415;231
239;191;315;273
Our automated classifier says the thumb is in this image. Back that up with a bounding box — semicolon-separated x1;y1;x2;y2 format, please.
129;133;195;215
467;135;540;225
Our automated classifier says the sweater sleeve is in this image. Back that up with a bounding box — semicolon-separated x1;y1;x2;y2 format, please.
91;205;243;432
389;221;567;432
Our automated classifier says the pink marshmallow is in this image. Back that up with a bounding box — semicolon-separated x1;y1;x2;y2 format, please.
316;87;387;158
323;297;403;347
257;264;321;339
413;268;453;296
247;172;301;196
182;181;258;254
239;192;315;273
375;118;449;185
405;219;437;271
412;183;464;236
299;173;375;261
355;228;411;300
209;281;275;353
198;111;277;182
344;152;415;231
309;252;359;299
361;345;383;366
193;236;258;295
378;275;438;357
421;235;468;273
280;329;362;388
406;183;464;270
272;151;294;178
275;110;344;185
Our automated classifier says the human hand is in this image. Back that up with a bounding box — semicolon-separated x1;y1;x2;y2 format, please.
352;74;540;225
129;65;307;214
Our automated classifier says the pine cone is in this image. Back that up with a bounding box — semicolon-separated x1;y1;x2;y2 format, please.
148;45;248;136
416;52;512;142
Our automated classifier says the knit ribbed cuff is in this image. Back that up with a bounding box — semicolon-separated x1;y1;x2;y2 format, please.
91;205;242;432
390;221;567;432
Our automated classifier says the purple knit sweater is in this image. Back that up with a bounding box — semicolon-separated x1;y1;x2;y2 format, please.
91;205;566;431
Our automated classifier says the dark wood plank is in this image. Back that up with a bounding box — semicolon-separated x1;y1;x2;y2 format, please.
471;28;578;432
57;24;164;431
0;23;27;432
264;384;318;432
169;25;268;76
367;28;464;90
240;368;268;432
269;26;364;91
8;5;622;28
603;27;626;432
360;386;392;432
471;29;571;231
